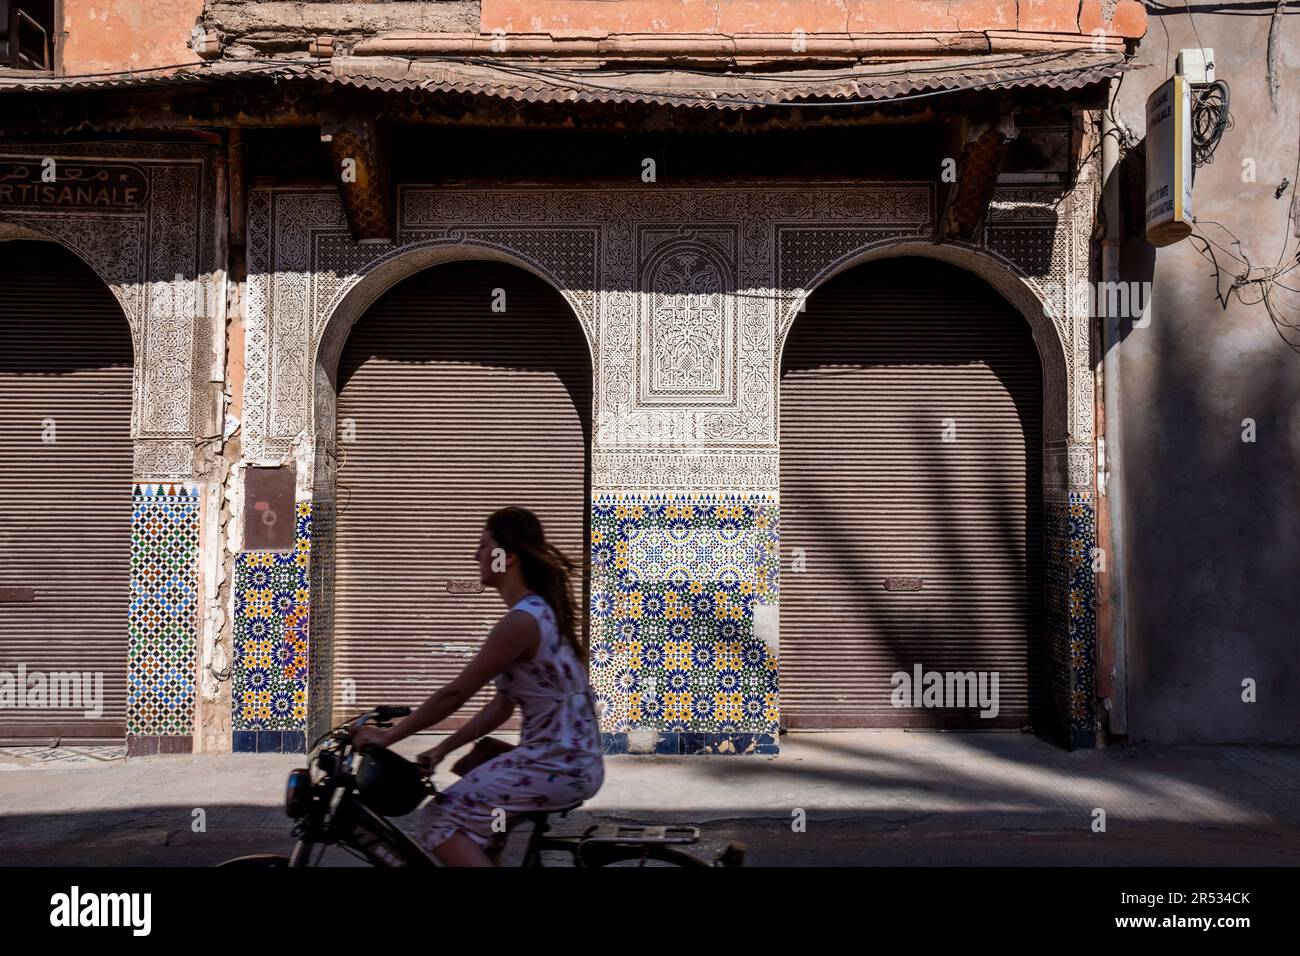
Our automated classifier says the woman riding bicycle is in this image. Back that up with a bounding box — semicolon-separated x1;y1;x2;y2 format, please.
351;506;604;866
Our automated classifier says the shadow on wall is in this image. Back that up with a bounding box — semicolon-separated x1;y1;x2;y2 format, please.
779;257;1045;734
1105;152;1300;744
322;260;594;725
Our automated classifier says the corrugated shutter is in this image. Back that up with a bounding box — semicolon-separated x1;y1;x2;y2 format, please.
333;261;591;727
779;257;1042;729
0;240;133;742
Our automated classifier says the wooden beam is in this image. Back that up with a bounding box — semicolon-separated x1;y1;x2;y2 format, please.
934;117;1009;243
319;97;394;243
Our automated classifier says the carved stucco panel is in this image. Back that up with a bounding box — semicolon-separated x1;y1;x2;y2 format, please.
247;183;1091;492
638;226;736;403
243;192;274;462
0;144;217;480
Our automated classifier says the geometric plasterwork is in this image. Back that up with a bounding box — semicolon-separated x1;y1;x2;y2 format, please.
637;225;737;406
244;174;1102;751
984;178;1098;499
244;178;1095;496
0;142;219;482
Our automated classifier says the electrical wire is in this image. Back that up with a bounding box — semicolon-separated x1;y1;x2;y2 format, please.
1191;218;1251;266
0;56;316;84
1187;233;1233;309
413;49;1124;110
1190;215;1300;353
2;47;1102;88
461;48;1090;82
2;59;212;81
1148;0;1174;76
1178;0;1210;59
1190;79;1232;167
2;48;1131;112
1143;0;1300;14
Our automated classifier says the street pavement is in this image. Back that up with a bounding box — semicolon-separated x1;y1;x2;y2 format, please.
1;731;1297;866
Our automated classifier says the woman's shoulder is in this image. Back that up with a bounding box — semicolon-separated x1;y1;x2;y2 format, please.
501;595;553;639
510;594;557;627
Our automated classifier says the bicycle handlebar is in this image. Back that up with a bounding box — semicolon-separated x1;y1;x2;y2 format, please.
308;705;415;753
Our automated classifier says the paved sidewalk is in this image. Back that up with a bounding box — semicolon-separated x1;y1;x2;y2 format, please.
1;731;1297;866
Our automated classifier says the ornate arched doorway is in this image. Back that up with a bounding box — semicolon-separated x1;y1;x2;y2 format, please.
327;260;592;727
0;239;134;741
779;256;1045;729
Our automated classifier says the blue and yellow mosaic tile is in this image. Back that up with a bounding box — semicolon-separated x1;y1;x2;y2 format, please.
305;498;336;749
128;483;200;737
231;501;310;742
1045;491;1096;745
590;494;780;753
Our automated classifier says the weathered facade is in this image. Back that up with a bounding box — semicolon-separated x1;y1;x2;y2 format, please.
1110;4;1300;744
8;1;1288;758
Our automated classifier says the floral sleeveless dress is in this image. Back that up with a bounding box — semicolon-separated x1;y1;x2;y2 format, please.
416;594;604;854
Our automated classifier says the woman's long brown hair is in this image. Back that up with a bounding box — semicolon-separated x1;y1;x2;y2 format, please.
486;506;585;666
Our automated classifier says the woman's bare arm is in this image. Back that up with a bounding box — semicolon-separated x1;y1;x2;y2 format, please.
376;610;538;747
430;692;515;760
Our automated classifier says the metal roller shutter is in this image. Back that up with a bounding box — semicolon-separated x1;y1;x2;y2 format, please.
0;240;133;742
779;257;1043;729
333;261;591;728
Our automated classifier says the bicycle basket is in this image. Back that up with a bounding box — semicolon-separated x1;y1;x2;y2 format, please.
355;745;428;817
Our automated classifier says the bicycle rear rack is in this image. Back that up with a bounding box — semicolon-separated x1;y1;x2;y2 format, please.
580;823;701;845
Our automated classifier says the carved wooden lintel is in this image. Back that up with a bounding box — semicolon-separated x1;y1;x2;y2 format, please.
320;98;394;243
935;118;1009;243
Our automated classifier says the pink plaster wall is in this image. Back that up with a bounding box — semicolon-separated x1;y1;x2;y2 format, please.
60;0;204;75
481;0;1146;38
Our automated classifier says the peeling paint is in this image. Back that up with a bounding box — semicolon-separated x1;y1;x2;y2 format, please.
290;430;314;500
754;602;779;658
436;641;478;657
627;728;659;752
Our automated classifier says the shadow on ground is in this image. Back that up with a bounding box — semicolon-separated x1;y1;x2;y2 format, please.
2;732;1298;866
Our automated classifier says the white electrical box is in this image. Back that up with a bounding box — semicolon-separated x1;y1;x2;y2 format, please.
1176;48;1215;84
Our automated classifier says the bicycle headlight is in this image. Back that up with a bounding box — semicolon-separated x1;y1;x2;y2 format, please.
285;768;313;819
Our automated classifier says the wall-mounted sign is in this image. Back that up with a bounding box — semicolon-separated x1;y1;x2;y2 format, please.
446;579;484;594
243;466;296;552
1145;75;1194;246
0;160;149;210
884;576;923;592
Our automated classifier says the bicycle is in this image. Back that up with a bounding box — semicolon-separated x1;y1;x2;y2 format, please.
220;705;747;868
